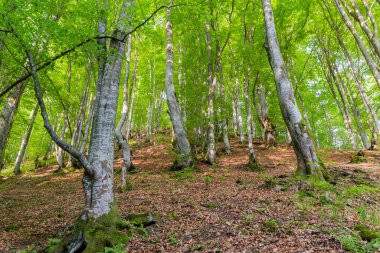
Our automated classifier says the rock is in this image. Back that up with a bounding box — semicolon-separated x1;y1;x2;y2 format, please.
124;213;156;227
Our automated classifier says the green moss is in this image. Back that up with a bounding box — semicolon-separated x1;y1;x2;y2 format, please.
172;153;193;171
247;162;264;171
263;219;279;231
307;176;335;191
336;233;367;253
124;213;155;227
171;168;195;180
354;224;380;242
120;180;133;192
5;223;18;232
201;176;213;184
55;205;131;253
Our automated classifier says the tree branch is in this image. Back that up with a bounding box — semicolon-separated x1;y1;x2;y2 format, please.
0;4;185;99
26;48;94;175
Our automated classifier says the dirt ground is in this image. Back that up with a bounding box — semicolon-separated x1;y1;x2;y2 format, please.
0;139;379;252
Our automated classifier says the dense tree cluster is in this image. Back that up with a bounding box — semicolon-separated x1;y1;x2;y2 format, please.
0;0;380;250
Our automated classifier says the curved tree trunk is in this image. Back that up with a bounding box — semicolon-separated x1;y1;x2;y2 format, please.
262;0;323;177
165;6;192;170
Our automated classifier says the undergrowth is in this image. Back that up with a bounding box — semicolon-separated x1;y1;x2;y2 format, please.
292;168;380;253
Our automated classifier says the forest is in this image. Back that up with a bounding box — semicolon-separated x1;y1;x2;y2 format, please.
0;0;380;252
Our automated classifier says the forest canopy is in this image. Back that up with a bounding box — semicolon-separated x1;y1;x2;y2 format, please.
0;0;380;252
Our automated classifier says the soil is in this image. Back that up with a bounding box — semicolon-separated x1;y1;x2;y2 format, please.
0;138;379;252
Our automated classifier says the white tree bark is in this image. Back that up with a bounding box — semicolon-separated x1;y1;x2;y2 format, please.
56;119;67;171
333;0;380;89
115;34;134;189
244;70;257;166
165;6;192;169
125;50;138;141
205;23;217;164
262;0;323;177
235;69;245;143
83;1;134;218
13;103;39;174
0;81;27;171
79;96;95;154
346;0;380;59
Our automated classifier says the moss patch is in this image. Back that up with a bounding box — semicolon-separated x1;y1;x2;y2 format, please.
354;224;380;242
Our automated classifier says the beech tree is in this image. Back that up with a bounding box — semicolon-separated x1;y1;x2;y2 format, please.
2;0;380;249
165;4;193;170
262;0;324;177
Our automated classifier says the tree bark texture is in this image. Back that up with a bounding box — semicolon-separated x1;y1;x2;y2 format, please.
0;81;27;171
115;34;133;188
165;6;192;169
262;0;323;177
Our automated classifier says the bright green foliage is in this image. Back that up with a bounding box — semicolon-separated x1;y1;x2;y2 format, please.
0;0;379;175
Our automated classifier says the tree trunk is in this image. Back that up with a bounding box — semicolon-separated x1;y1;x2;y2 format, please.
165;6;192;170
154;91;164;133
82;1;133;219
332;64;359;150
56;119;67;171
125;49;138;141
25;0;134;224
0;81;27;172
290;60;312;132
115;34;134;189
257;83;276;148
322;103;335;147
346;0;380;59
326;6;380;135
79;97;95;154
232;98;238;135
146;55;156;143
320;52;358;150
369;132;378;150
244;69;258;167
67;78;90;167
215;41;231;154
262;0;323;177
205;23;217;164
235;69;245;143
333;0;380;89
340;70;371;149
13;103;39;174
317;38;359;150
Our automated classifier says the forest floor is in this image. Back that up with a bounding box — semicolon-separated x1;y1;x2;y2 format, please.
0;137;380;252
